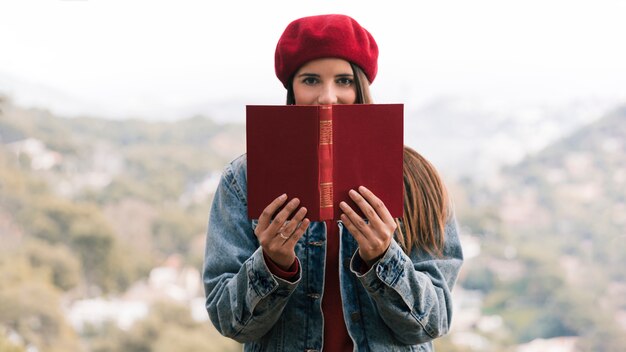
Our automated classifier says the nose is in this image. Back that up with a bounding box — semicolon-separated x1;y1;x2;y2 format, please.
317;83;338;105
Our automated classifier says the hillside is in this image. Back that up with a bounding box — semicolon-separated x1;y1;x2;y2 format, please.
451;105;626;350
0;96;244;352
1;94;625;351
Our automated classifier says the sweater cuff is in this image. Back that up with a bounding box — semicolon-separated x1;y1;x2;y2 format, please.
263;251;300;282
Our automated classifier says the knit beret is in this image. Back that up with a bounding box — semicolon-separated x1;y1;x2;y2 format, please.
275;14;379;88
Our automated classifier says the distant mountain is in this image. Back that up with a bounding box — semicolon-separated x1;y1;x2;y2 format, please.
2;72;624;181
453;103;626;348
0;71;110;118
404;96;620;180
0;96;246;197
499;103;626;244
0;72;252;122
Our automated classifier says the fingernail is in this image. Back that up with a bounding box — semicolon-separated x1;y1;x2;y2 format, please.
359;186;367;192
280;193;287;200
349;189;357;196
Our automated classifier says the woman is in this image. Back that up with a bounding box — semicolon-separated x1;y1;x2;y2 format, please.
203;14;463;351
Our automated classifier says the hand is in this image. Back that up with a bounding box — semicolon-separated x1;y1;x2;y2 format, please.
254;194;310;270
340;186;397;266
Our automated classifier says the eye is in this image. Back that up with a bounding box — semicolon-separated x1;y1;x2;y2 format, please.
336;77;354;86
301;76;319;85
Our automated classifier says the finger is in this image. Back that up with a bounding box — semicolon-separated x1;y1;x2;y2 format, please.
285;218;310;246
281;207;308;236
348;189;385;229
355;186;397;237
257;194;288;231
340;213;362;240
339;201;374;241
341;212;387;263
267;198;301;234
358;186;396;226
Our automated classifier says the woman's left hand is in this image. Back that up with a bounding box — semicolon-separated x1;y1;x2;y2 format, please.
340;186;397;266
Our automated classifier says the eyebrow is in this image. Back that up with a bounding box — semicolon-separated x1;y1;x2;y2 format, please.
296;73;354;78
297;73;320;77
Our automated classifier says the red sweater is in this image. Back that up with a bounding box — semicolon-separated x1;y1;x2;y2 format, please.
263;220;353;351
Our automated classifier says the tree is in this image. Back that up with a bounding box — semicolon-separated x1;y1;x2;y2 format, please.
0;275;81;352
21;240;81;291
0;332;26;352
84;302;240;352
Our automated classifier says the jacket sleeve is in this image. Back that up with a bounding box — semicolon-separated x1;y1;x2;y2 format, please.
202;160;301;342
349;215;464;344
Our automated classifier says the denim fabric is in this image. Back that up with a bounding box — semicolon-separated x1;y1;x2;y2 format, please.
203;154;464;352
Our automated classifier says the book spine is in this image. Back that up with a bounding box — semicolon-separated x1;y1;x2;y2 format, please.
318;105;333;220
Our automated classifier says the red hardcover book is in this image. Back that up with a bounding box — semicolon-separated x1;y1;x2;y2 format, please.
246;104;403;221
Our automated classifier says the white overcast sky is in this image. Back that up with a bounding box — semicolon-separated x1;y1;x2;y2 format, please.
0;0;625;120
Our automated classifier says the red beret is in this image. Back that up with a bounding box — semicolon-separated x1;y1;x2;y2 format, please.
275;14;379;88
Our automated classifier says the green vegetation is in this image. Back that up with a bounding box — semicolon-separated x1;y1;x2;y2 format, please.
1;95;625;350
83;302;240;352
453;105;626;349
0;255;82;352
0;97;244;351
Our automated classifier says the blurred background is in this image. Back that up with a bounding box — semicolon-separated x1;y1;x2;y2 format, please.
1;0;625;351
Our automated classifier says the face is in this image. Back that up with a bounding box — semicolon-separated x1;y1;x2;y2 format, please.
292;58;357;105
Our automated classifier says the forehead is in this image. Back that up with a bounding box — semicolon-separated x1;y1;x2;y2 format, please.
296;58;353;74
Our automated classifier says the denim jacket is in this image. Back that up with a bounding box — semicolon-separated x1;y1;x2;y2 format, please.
203;155;463;352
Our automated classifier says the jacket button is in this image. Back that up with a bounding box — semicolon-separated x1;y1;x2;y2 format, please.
350;312;361;323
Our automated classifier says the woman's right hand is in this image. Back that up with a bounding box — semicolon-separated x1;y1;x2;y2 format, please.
254;194;310;270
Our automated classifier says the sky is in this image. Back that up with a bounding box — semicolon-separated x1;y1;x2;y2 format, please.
1;0;625;121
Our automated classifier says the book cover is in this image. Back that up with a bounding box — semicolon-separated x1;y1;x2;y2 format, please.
246;104;403;221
